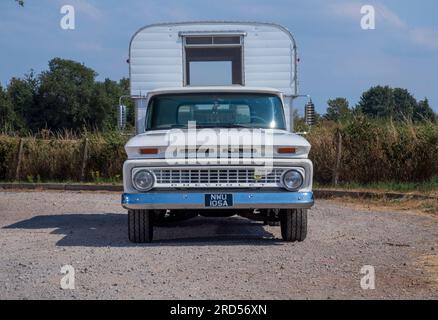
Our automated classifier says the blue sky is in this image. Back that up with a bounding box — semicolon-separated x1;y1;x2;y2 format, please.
1;0;438;114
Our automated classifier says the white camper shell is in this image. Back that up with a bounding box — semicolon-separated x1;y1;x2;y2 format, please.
128;21;302;132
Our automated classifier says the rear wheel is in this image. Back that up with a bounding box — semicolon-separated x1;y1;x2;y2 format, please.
128;209;154;243
280;209;307;242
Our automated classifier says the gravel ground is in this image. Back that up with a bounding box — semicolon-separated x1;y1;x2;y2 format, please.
0;190;436;300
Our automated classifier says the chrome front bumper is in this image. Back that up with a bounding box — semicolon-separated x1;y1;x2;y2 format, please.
122;191;314;210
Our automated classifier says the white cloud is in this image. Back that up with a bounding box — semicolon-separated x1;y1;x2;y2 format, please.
327;1;438;51
328;2;362;20
57;0;102;20
409;28;438;51
373;3;406;29
328;1;405;29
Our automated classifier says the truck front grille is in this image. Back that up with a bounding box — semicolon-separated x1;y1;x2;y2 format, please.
152;168;285;188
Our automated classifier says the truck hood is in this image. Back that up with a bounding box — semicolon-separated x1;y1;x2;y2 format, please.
125;129;311;159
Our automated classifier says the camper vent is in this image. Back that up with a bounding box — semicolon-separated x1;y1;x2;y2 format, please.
185;36;242;46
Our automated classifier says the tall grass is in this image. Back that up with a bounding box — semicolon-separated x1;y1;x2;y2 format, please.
0;118;437;185
308;117;438;185
0;131;128;182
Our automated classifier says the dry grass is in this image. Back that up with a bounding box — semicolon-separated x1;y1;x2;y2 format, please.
1;118;437;184
0;132;127;182
308;118;438;184
417;255;438;285
327;196;438;217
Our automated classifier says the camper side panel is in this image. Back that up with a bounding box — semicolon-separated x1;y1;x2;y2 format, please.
130;22;296;97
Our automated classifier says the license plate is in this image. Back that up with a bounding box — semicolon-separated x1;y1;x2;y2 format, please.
205;194;233;208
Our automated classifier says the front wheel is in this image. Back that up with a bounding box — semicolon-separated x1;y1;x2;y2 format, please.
280;209;307;242
128;209;154;243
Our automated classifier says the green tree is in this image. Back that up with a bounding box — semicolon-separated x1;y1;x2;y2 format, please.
0;84;17;131
393;88;417;120
414;98;436;122
90;78;125;131
325;97;351;122
7;71;38;131
357;86;395;118
35;58;97;131
3;58;129;133
357;86;420;121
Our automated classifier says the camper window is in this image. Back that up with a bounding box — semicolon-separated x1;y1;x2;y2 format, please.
183;36;244;86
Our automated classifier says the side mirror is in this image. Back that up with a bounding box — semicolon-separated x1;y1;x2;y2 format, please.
118;105;127;130
304;100;316;127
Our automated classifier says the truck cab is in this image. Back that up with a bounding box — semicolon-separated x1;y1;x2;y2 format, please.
121;22;315;243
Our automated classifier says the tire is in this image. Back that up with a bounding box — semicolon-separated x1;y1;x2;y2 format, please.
280;209;307;242
128;209;154;243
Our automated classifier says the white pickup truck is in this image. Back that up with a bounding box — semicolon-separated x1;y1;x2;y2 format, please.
120;22;315;243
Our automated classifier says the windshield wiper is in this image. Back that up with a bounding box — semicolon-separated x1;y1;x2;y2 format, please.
148;124;268;130
196;124;255;129
147;124;188;131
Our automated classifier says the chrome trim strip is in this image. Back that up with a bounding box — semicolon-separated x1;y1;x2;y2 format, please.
129;166;306;190
123;160;314;194
150;167;288;188
122;191;314;210
178;31;247;37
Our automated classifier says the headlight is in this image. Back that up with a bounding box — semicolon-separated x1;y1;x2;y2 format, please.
282;170;304;191
133;170;155;191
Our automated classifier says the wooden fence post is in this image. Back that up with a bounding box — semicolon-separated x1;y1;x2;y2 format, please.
332;131;343;186
80;138;89;182
15;138;24;181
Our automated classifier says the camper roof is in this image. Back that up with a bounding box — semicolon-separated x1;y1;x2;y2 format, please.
129;21;298;97
144;86;282;97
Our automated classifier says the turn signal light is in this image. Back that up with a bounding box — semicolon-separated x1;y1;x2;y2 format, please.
139;148;159;155
278;147;297;154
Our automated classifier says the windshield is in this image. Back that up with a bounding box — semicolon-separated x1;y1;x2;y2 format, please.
146;93;286;130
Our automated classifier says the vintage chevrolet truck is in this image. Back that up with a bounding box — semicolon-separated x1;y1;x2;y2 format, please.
120;22;316;243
